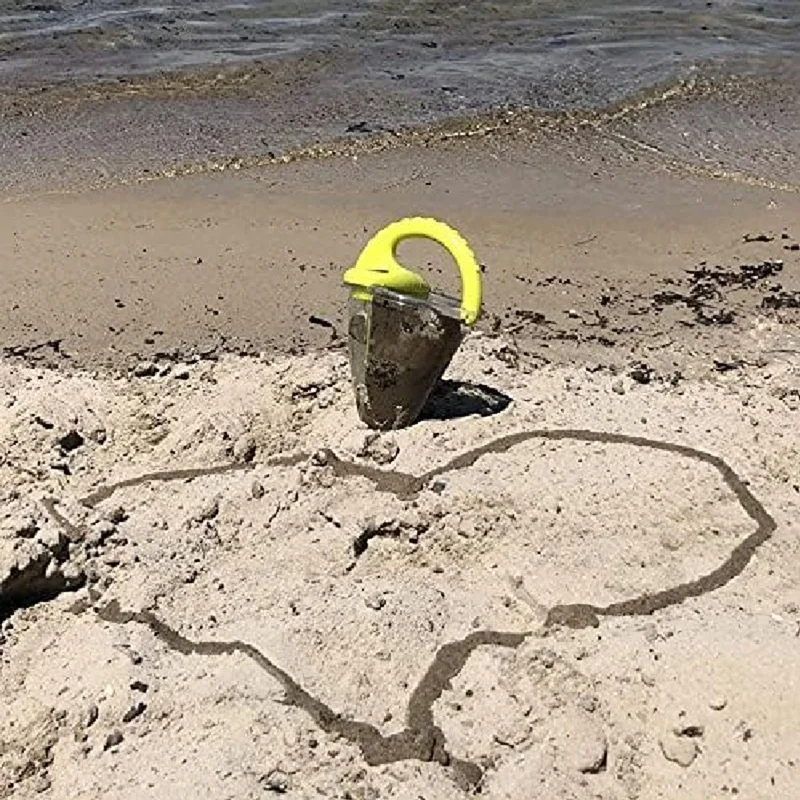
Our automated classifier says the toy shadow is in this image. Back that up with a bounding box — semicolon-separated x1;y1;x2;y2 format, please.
420;379;512;422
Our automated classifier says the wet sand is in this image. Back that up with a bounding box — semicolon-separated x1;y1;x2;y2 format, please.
3;99;800;375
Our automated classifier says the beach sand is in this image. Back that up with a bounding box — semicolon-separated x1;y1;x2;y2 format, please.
2;102;800;798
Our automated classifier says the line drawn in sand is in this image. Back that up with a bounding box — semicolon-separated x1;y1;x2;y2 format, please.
49;428;776;791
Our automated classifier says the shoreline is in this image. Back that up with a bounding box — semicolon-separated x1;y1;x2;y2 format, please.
2;58;799;197
0;71;715;199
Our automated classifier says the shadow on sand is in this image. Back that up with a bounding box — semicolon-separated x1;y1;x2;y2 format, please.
420;379;512;422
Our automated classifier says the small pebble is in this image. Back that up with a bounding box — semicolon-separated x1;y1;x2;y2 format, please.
84;703;99;729
262;768;290;793
233;434;257;463
194;496;219;522
709;696;728;711
311;449;329;466
556;712;608;774
106;506;128;524
364;593;386;611
430;478;448;494
579;694;598;713
103;730;124;751
359;433;400;465
660;734;697;766
37;526;65;552
316;468;335;489
611;378;626;395
133;362;158;378
251;479;265;500
86;520;116;547
659;530;684;551
576;737;607;774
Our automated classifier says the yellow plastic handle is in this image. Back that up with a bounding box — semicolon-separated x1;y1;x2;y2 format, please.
346;217;483;326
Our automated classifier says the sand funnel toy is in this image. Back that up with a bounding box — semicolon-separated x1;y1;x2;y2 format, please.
343;217;482;430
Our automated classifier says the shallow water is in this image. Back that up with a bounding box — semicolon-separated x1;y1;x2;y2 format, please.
2;0;799;110
1;1;799;193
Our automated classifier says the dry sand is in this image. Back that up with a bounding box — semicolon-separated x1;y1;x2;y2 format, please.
2;124;800;799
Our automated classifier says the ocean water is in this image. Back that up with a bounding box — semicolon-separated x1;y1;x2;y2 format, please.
1;1;799;192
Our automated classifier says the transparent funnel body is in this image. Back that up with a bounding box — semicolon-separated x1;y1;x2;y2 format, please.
346;287;464;430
